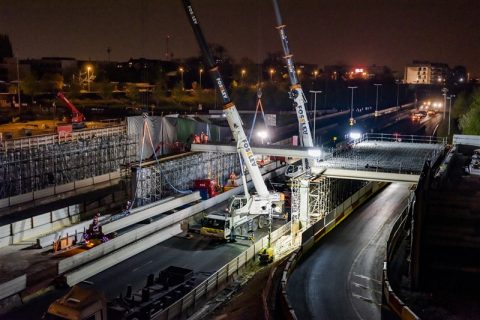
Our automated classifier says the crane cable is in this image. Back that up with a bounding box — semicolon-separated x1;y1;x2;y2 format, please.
128;115;191;211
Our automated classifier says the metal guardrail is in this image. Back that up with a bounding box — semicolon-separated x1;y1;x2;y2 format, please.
360;132;447;145
152;222;292;320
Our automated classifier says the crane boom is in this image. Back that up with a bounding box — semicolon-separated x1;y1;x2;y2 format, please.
56;92;86;123
182;0;269;197
271;0;314;150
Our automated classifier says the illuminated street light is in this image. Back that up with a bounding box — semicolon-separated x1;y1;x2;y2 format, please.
269;68;275;81
179;67;184;90
313;70;319;79
374;83;382;117
199;68;203;88
257;130;268;144
87;66;92;92
349;131;362;140
441;87;448;120
348;86;357;126
241;68;246;85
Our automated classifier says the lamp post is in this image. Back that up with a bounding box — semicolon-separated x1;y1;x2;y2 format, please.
199;68;203;88
447;94;455;138
269;68;275;81
395;79;400;108
313;70;319;80
16;58;21;114
310;90;322;144
87;66;91;92
179;67;184;90
441;87;448;120
374;83;382;117
348;86;357;126
241;69;246;85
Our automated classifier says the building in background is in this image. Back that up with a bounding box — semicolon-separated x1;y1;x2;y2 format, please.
404;61;451;85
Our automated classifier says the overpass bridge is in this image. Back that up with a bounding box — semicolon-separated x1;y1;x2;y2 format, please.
191;133;446;183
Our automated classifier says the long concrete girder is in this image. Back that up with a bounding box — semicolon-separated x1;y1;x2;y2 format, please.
190;143;321;159
312;167;420;183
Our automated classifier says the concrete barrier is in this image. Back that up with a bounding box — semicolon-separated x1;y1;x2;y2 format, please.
0;225;10;238
102;192;201;234
59;166;285;274
55;182;75;194
33;187;55;200
65;224;182;286
0;275;26;300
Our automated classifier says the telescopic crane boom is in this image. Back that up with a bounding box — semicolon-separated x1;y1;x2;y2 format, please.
182;1;284;241
271;0;314;151
182;0;269;197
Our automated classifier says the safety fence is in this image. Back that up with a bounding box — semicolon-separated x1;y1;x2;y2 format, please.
278;180;388;319
151;222;292;320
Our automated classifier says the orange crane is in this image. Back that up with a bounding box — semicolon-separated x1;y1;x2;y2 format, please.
56;92;86;129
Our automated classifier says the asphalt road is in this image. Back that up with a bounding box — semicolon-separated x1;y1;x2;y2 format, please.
286;183;410;320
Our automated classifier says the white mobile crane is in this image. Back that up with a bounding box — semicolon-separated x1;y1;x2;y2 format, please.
183;0;284;241
271;0;316;174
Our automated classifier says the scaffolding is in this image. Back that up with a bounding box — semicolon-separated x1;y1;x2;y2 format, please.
132;152;240;206
0;132;136;199
291;174;368;225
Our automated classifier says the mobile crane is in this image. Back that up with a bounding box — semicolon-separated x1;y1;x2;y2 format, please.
182;0;284;241
56;92;86;129
271;0;315;170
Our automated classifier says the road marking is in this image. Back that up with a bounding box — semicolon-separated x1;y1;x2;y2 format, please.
352;293;382;306
132;260;153;272
353;273;382;284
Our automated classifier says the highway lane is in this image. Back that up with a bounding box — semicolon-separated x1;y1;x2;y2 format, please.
286;183;410;320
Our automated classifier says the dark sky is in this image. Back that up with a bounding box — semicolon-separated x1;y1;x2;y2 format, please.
1;0;479;75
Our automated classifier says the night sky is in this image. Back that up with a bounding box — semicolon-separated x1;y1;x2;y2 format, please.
1;0;479;75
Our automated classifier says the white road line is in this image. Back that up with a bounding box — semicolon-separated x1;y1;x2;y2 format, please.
132;260;153;272
353;273;382;284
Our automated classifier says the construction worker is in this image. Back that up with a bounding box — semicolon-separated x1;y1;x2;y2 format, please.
203;133;209;144
200;132;206;143
193;134;201;144
228;172;237;186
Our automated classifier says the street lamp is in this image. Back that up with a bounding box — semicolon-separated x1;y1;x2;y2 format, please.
374;83;382;117
199;68;203;88
395;79;400;108
447;94;455;138
310;90;322;143
441;87;448;120
241;69;246;85
87;66;91;92
348;86;357;126
269;68;275;81
179;67;184;90
313;70;319;80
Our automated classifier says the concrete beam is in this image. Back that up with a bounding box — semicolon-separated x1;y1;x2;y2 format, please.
0;275;26;300
191;143;322;159
312;167;419;183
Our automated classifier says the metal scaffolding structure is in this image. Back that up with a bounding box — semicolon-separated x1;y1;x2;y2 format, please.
132;152;240;205
291;174;368;225
0;130;136;199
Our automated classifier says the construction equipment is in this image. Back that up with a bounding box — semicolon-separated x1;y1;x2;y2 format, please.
271;0;314;155
182;0;284;242
44;285;107;320
56;92;86;129
44;266;197;320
